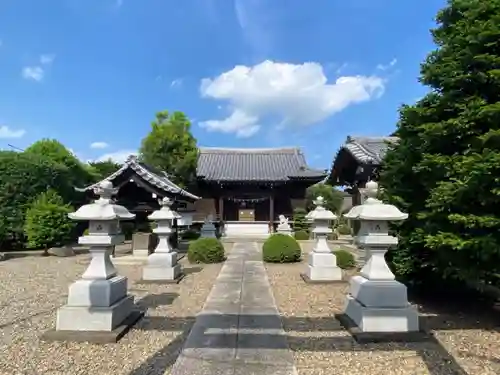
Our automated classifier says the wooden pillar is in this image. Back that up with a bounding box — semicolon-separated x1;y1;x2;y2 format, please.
218;197;224;221
269;194;275;222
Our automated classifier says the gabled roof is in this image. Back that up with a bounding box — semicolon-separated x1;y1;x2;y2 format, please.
341;136;399;164
327;136;399;186
77;156;200;200
196;147;326;182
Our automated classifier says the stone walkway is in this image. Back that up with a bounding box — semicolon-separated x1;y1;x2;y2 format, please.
171;242;297;375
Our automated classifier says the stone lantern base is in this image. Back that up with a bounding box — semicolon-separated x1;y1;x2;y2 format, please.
336;275;425;343
142;252;183;283
301;251;343;283
42;274;144;344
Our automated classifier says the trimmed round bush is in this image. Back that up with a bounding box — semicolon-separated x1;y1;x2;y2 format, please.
334;249;356;269
263;234;301;263
188;237;225;263
294;230;309;240
182;229;201;240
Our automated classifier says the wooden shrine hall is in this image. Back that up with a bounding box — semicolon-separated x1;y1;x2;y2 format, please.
79;147;326;237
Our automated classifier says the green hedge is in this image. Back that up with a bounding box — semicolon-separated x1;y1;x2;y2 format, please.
263;234;301;263
0;151;73;249
334;249;356;269
187;237;225;263
294;230;309;240
24;190;75;251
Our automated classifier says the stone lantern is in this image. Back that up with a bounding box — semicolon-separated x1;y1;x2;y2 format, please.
142;197;183;282
339;180;420;337
200;214;217;238
301;196;342;283
44;181;142;343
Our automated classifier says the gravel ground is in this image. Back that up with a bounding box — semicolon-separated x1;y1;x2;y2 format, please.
0;249;225;375
266;257;500;375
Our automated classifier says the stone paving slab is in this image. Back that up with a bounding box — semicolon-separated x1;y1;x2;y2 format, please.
171;242;297;375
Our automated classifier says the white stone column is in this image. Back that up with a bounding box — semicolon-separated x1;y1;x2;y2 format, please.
302;196;342;282
142;197;183;282
48;181;141;340
341;180;420;334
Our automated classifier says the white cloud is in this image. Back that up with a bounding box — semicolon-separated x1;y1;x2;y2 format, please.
170;78;183;88
376;58;397;71
199;60;385;137
21;53;55;82
90;141;109;149
96;150;136;164
22;66;44;82
200;109;259;138
0;125;26;139
40;54;55;65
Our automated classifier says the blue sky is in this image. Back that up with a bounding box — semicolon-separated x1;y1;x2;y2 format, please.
0;0;445;168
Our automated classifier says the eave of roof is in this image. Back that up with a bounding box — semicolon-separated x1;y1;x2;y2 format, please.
76;155;200;200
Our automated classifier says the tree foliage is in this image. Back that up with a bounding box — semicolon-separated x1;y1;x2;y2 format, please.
24;139;94;187
87;160;121;181
379;0;500;288
305;183;344;213
138;110;198;188
24;190;75;250
0;151;73;249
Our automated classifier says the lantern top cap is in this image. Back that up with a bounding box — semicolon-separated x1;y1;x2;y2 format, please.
343;180;408;221
69;181;135;221
148;196;181;220
307;195;337;220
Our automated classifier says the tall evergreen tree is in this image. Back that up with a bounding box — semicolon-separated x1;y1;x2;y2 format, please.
380;0;500;288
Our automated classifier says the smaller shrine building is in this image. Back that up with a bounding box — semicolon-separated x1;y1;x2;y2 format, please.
327;136;398;206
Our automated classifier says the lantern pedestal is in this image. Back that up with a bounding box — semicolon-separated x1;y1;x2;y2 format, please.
303;251;342;283
141;197;183;283
142;251;183;283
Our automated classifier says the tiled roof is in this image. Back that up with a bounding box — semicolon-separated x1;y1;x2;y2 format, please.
197;147;326;182
77;156;200;200
342;136;399;164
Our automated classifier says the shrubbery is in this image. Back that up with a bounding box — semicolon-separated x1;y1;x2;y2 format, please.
24;190;75;251
182;229;201;240
336;224;351;235
187;237;225;263
334;249;356;269
294;230;309;240
292;208;308;232
0;151;73;249
263;234;301;263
